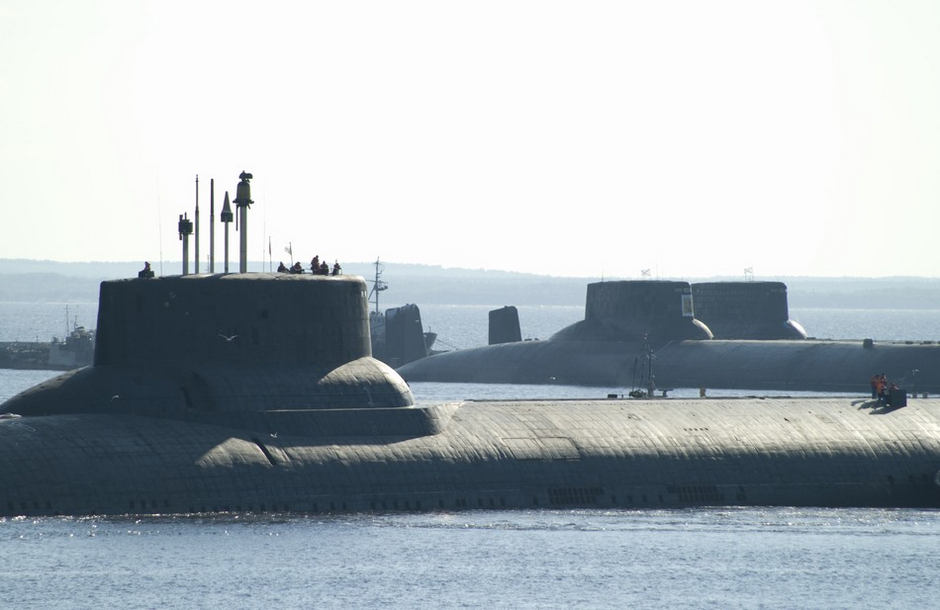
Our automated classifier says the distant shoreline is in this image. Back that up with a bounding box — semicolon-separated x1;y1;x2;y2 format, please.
3;259;940;310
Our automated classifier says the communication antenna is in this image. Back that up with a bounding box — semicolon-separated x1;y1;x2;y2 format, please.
156;177;164;276
641;269;651;280
194;175;200;274
368;257;388;314
233;171;254;273
644;334;656;397
220;192;233;272
744;267;754;282
262;178;268;271
209;178;215;273
178;213;193;275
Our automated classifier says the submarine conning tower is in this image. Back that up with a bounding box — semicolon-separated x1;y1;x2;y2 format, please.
95;273;370;367
691;281;808;340
553;280;713;343
4;272;416;418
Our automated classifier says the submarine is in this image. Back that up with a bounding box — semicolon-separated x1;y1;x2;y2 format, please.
2;172;940;516
398;279;940;394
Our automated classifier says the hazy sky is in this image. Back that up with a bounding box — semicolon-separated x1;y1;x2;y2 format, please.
2;1;938;278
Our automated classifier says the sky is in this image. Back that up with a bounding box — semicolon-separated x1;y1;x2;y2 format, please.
1;1;938;279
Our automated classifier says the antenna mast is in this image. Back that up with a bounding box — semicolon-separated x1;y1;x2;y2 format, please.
368;258;387;314
210;178;215;273
194;175;200;274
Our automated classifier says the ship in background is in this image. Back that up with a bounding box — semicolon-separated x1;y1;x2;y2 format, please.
0;309;94;371
399;279;936;397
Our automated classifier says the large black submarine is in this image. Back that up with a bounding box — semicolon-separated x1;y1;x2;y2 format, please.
399;279;940;394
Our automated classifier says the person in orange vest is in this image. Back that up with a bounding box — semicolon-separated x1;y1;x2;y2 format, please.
876;374;888;405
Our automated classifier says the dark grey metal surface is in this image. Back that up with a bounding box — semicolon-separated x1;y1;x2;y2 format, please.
1;397;938;516
96;273;371;367
692;281;807;339
399;279;938;392
489;305;522;345
399;337;939;393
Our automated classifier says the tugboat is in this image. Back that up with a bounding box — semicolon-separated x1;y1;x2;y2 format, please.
0;310;94;371
47;323;95;370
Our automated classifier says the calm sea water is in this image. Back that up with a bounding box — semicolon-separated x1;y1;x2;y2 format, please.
2;302;940;609
3;508;938;610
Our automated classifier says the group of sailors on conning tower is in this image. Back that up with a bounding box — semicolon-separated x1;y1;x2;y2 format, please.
277;255;342;276
136;256;342;278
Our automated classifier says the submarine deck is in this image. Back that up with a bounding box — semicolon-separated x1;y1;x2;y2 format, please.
1;396;939;516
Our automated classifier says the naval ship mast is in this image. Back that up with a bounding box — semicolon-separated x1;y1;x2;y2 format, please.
367;257;387;315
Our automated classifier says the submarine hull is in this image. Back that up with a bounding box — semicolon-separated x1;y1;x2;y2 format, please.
399;278;939;393
2;397;939;516
397;338;940;393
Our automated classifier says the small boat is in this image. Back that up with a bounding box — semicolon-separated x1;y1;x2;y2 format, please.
0;311;94;371
48;325;95;369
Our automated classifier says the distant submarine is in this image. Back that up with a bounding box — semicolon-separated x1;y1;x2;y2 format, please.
398;280;940;394
1;272;940;516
